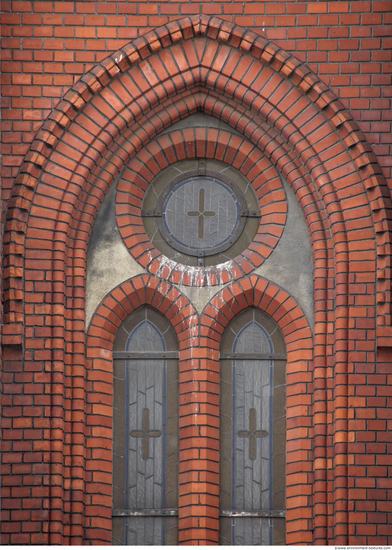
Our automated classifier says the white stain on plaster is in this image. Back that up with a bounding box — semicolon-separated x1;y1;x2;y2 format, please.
176;260;235;314
86;160;313;331
86;235;145;328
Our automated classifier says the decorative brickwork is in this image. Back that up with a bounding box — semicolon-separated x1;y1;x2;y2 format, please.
2;1;392;203
200;275;313;545
3;15;392;345
1;13;392;547
85;274;312;544
115;129;287;285
86;276;200;544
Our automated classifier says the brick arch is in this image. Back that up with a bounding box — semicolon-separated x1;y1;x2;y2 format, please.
199;275;313;545
1;14;391;546
86;274;197;346
3;15;391;344
85;274;199;544
115;127;287;285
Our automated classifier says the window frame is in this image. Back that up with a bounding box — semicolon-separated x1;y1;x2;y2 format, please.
111;306;180;546
219;307;287;546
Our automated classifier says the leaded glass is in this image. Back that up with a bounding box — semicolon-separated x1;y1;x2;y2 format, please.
233;322;272;545
162;176;240;254
126;321;165;544
112;307;179;546
219;309;286;546
141;159;260;267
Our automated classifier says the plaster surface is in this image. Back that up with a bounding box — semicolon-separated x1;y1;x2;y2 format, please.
255;179;314;328
86;114;314;329
86;182;145;327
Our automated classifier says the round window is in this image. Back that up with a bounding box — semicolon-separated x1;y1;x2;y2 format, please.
141;160;261;267
158;175;246;256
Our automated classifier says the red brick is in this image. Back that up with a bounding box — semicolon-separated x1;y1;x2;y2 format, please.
2;11;392;547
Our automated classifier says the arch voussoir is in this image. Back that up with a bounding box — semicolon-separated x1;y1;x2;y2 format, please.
2;14;391;546
201;275;314;545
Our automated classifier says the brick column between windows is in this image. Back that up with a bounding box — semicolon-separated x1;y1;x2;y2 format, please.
178;341;220;544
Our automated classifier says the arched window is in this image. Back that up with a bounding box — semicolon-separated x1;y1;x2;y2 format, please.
111;306;179;545
219;308;286;545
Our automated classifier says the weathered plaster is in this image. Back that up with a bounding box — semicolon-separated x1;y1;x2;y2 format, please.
86;115;314;329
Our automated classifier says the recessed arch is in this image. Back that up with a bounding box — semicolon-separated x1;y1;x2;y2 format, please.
86;275;199;544
199;275;313;545
2;14;391;546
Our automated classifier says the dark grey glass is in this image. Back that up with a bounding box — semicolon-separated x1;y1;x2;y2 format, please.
141;159;260;267
220;309;286;546
112;307;179;546
160;176;243;255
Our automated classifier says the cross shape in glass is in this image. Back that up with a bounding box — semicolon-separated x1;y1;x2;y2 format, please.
238;407;268;461
186;188;216;239
130;407;162;460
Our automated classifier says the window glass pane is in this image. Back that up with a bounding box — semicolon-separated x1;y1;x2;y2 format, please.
219;309;286;546
141;159;260;267
127;319;165;352
112;307;179;546
234;321;272;354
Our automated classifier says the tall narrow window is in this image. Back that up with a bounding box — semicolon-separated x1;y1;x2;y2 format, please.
220;308;286;545
112;306;179;545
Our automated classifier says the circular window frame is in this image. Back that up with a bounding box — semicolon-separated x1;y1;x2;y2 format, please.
115;129;288;286
151;170;249;258
140;159;263;267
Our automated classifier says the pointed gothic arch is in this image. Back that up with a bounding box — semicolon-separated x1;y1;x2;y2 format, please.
200;275;312;544
2;14;392;546
4;16;391;336
200;276;313;545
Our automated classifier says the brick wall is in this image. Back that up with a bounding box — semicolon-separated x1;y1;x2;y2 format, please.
85;275;313;544
1;0;392;223
1;5;392;547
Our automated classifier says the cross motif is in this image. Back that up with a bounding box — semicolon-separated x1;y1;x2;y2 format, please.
238;408;268;461
187;188;216;239
130;408;162;460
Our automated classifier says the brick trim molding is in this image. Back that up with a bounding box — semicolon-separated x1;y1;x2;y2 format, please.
199;274;314;545
85;274;313;544
86;275;201;544
115;128;287;284
1;15;392;546
3;15;391;346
